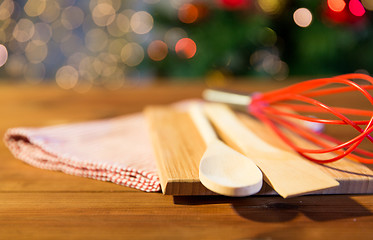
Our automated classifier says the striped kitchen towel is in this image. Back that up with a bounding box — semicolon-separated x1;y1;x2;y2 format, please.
3;113;161;192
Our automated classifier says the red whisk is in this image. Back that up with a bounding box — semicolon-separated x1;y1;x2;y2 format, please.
203;73;373;164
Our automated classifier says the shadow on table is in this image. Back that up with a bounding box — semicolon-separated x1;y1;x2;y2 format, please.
173;194;372;222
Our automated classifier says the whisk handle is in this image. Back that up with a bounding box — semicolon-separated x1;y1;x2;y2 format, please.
202;89;252;112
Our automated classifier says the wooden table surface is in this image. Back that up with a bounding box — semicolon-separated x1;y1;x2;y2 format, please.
1;80;373;240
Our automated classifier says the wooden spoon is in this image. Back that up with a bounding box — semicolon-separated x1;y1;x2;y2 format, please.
189;103;263;197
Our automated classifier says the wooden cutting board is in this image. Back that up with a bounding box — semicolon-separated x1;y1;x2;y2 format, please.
145;105;373;197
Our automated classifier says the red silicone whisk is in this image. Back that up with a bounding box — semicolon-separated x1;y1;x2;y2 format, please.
203;73;373;164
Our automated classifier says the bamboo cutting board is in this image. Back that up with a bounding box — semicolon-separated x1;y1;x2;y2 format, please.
145;105;373;197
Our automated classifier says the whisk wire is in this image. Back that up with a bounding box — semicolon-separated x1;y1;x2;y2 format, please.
248;73;373;164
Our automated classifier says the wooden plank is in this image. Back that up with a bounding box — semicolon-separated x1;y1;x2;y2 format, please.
144;106;216;195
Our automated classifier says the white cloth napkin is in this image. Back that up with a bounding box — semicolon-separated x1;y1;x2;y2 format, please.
4;113;161;192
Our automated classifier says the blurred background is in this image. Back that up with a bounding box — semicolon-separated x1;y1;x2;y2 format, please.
0;0;372;91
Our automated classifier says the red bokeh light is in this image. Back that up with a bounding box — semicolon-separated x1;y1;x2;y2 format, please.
147;40;168;61
349;0;366;16
218;0;251;10
327;0;346;12
323;0;367;24
175;38;197;59
178;4;199;24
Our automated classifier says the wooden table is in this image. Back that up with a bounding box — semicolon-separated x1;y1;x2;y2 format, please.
1;80;373;240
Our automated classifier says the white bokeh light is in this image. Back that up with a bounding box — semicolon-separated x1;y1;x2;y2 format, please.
130;11;153;34
293;8;313;28
0;44;8;67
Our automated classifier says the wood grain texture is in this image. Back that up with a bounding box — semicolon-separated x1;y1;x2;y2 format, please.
1;81;373;239
1;192;373;240
188;103;218;144
144;106;214;195
236;112;373;195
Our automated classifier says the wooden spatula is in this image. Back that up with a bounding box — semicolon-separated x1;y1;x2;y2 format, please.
203;103;340;198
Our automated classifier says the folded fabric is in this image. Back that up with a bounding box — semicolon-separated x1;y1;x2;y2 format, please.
4;113;161;192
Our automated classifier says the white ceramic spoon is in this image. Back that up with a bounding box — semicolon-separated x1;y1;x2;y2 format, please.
189;103;263;197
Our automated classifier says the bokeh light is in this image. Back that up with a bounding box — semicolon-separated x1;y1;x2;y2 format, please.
147;40;168;61
108;38;127;56
0;44;8;67
85;28;108;52
121;42;145;67
110;0;122;12
258;0;282;15
0;0;15;21
349;0;366;17
25;40;48;63
32;22;52;43
79;56;99;82
0;17;13;32
107;13;130;37
328;0;346;12
90;0;121;11
99;52;118;78
178;4;199;24
61;6;85;30
24;0;47;17
13;18;35;42
205;70;226;87
0;18;14;43
220;0;251;9
175;38;197;59
250;49;288;80
116;12;131;33
293;8;313;28
39;0;61;23
92;2;116;27
56;65;79;89
169;0;184;9
67;52;87;68
362;0;373;11
130;11;153;34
